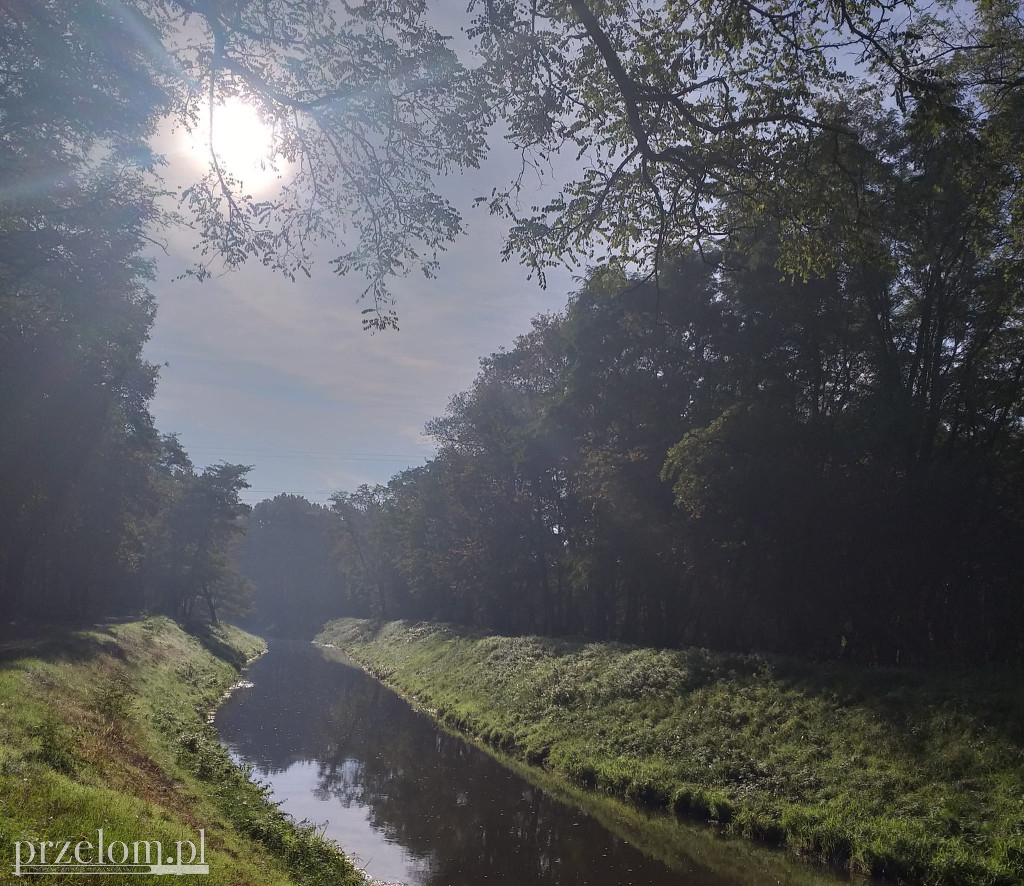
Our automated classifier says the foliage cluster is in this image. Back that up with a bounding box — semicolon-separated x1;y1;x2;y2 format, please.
21;0;1016;322
8;0;1020;324
321;618;1024;886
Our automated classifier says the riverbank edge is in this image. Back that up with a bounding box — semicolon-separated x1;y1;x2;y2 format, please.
0;616;365;885
315;640;851;886
317;618;1024;886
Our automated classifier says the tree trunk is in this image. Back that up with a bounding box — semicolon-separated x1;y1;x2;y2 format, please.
203;584;219;624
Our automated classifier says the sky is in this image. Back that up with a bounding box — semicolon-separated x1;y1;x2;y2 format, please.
144;104;577;507
137;0;871;509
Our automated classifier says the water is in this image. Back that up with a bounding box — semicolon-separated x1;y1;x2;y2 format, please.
214;643;839;886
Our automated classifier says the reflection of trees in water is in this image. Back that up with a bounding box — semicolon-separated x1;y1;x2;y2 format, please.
218;645;692;886
312;757;364;807
309;668;578;882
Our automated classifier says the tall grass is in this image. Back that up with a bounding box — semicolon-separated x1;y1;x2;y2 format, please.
320;618;1024;886
0;617;364;886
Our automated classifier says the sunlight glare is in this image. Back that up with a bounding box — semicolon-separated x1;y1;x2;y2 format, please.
186;97;281;191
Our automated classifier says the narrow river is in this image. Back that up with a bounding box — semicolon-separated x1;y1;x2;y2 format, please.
214;643;839;886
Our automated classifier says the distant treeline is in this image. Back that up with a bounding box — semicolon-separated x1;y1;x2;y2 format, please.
235;495;346;637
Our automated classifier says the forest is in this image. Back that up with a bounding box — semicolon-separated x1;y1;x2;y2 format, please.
260;203;1024;663
3;0;1023;666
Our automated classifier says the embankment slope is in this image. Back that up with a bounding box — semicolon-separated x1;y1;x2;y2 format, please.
0;617;364;885
319;618;1024;886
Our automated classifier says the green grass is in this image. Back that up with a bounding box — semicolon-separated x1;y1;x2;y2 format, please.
0;617;365;885
319;618;1024;886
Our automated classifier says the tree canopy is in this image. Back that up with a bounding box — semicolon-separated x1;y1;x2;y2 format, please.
11;0;1020;326
169;1;1024;310
324;92;1024;661
3;0;1024;660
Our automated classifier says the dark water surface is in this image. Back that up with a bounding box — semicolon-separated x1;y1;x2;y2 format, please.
214;644;834;886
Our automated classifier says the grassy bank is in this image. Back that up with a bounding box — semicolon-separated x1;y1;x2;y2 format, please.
319;618;1024;886
0;617;364;885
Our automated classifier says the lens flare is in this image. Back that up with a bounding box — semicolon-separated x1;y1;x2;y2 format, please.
186;97;280;191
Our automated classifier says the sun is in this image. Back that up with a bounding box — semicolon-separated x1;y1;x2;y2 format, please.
185;97;281;191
